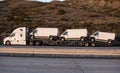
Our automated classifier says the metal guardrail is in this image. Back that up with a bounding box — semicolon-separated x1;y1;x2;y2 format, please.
0;46;120;58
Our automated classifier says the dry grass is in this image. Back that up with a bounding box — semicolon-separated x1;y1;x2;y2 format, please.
0;0;120;35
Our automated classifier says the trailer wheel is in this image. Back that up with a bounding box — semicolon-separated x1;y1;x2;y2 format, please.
56;40;61;45
5;41;11;45
85;43;89;47
91;43;95;47
29;41;34;46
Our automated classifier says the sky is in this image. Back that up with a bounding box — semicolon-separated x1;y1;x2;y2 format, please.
0;0;65;2
31;0;64;2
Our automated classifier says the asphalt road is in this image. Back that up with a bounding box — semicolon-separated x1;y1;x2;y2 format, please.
0;57;120;73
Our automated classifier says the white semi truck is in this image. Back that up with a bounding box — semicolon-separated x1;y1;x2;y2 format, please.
3;27;118;46
4;27;59;45
4;27;29;45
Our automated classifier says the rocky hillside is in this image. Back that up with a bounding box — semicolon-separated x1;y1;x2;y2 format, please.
0;0;120;36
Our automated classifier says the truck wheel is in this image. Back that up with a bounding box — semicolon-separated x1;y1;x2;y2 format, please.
5;41;11;45
91;43;95;47
61;37;65;41
85;43;89;47
35;41;40;46
90;37;95;42
29;41;34;46
56;41;61;45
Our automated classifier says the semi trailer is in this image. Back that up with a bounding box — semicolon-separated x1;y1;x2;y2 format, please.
4;27;59;46
3;27;120;46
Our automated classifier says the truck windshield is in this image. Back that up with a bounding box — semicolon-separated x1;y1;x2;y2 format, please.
10;33;15;37
63;31;68;35
33;29;37;33
93;32;99;36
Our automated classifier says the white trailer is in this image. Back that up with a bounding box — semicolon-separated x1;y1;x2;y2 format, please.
31;27;59;40
60;29;88;41
90;31;115;43
4;27;29;45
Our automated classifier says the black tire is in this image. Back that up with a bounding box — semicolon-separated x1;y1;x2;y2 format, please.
61;37;65;41
74;42;79;46
56;40;61;45
5;41;11;45
90;37;95;42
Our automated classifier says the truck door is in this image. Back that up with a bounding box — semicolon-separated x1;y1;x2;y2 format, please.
9;33;18;45
10;32;25;45
15;29;26;45
16;33;23;45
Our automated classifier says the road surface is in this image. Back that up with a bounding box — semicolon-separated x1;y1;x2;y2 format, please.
0;57;120;73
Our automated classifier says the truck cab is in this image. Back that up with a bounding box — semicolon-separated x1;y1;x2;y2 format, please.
4;27;29;45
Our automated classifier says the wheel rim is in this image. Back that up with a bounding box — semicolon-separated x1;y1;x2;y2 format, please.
85;43;89;47
49;36;53;40
91;38;95;41
81;38;84;41
91;43;95;47
91;39;94;41
49;37;52;40
108;40;111;44
61;38;65;41
6;41;11;45
35;42;40;46
29;42;34;46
